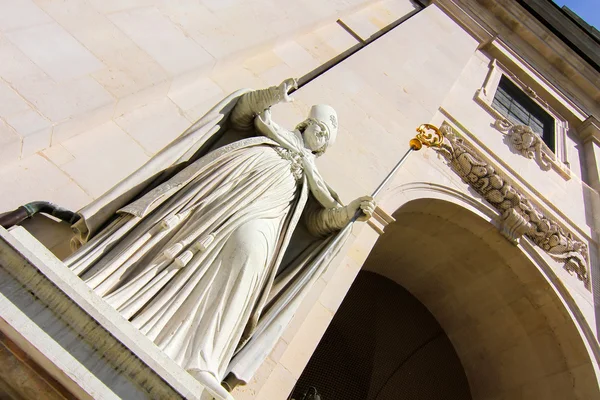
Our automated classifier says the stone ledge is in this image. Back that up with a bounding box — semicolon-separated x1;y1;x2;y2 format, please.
0;226;213;400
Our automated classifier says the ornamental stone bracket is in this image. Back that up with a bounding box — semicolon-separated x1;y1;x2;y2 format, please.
499;208;533;244
367;206;396;235
493;119;554;171
435;122;589;284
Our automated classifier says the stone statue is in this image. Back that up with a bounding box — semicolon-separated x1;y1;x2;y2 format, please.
64;78;375;399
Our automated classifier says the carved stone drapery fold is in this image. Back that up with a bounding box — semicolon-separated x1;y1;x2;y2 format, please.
493;119;553;171
435;123;588;283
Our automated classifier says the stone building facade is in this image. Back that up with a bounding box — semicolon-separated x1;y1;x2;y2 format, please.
0;0;599;399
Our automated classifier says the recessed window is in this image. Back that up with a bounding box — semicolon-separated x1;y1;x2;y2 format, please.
492;75;555;151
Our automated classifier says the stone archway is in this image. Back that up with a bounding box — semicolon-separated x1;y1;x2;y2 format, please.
361;198;600;399
292;270;472;400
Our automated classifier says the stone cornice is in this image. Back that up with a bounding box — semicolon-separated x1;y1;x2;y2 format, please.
435;123;589;285
432;0;600;118
579;116;600;145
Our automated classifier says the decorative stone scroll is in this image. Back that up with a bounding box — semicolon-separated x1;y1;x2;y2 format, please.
493;119;553;171
436;123;589;283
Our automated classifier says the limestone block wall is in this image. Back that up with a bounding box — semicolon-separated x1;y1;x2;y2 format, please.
0;0;415;167
0;0;418;213
2;3;487;398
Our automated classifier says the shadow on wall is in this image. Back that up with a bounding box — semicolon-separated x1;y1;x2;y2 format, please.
291;270;472;400
19;214;73;260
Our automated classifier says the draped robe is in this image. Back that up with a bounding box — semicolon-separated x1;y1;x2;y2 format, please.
64;87;350;389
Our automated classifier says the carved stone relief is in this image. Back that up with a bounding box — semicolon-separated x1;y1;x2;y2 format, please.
493;119;553;171
499;208;533;244
436;123;588;283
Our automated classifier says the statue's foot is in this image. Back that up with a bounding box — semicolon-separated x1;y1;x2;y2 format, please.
189;370;234;400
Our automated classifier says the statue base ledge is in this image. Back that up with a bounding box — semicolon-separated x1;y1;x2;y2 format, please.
0;226;225;400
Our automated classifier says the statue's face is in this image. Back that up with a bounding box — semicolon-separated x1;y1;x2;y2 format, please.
302;118;329;153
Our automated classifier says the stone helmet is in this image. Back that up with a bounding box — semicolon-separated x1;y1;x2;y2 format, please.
308;104;338;146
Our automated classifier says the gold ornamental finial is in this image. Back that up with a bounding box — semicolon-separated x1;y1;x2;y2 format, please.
369;123;444;199
410;124;444;150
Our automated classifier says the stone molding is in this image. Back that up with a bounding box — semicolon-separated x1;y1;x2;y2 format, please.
367;206;396;235
435;122;589;283
432;0;599;118
472;57;571;179
493;119;553;171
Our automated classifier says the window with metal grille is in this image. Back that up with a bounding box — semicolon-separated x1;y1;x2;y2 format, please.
492;75;555;151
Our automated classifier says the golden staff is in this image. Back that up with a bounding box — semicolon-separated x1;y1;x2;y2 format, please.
335;124;445;235
368;123;444;200
340;123;445;228
341;124;444;235
328;123;444;226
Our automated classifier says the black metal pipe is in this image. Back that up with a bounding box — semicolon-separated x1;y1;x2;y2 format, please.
0;201;80;229
291;2;425;91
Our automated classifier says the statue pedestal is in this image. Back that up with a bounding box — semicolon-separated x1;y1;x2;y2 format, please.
0;226;223;400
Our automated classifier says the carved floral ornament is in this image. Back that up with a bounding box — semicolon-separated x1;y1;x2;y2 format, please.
434;123;589;283
493;119;554;171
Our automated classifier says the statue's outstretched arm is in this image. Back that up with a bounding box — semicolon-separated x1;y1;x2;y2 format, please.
230;78;297;131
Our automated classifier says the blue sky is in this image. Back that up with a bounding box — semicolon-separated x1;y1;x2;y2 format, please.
553;0;600;29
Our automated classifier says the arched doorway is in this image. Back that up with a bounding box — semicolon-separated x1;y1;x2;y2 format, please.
292;270;471;400
294;198;600;400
